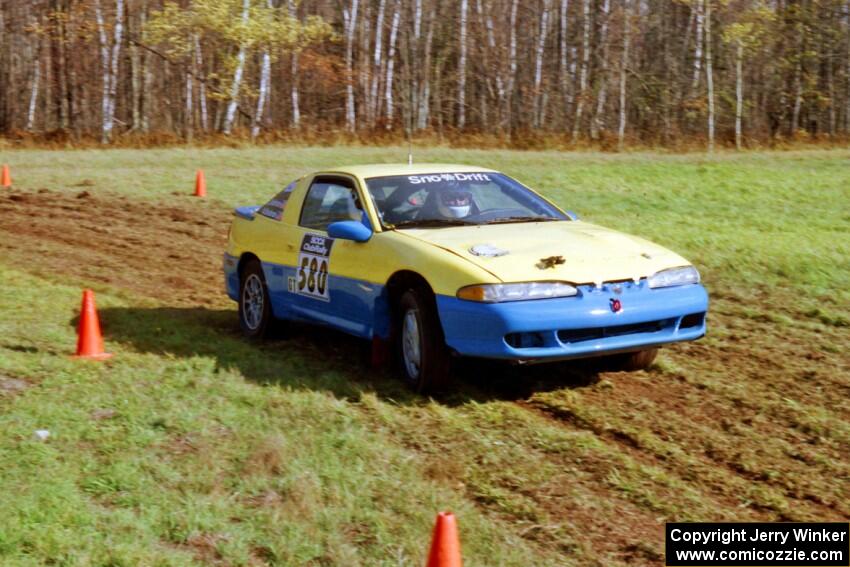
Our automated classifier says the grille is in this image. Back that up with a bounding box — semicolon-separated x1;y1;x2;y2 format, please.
557;319;672;344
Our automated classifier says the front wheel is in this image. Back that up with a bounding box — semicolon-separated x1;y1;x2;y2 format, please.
396;289;451;393
239;260;273;339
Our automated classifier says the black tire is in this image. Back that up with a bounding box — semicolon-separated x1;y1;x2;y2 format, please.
239;259;273;339
396;288;452;393
617;348;659;371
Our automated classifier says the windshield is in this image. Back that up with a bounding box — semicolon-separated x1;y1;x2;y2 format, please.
365;172;567;228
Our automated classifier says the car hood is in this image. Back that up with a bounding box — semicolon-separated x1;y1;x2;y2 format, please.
399;221;691;284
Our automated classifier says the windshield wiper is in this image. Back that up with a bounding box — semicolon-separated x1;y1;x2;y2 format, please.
483;216;561;225
388;218;474;229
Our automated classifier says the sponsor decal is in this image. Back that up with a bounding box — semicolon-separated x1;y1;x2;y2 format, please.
295;233;334;301
610;298;622;313
408;172;492;184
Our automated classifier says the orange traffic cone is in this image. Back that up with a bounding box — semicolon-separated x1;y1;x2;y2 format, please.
73;290;113;360
426;512;463;567
1;164;11;188
194;169;206;197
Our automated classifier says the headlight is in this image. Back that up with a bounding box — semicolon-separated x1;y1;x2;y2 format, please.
457;282;578;302
648;266;700;289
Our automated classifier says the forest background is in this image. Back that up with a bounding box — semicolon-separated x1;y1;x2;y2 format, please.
1;0;847;150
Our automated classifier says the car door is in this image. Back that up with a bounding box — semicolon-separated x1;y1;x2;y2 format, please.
286;174;382;338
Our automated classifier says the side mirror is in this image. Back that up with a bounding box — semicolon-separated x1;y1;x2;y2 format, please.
565;210;580;221
327;220;372;243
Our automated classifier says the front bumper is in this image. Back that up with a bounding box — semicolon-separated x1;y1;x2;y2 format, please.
436;281;708;361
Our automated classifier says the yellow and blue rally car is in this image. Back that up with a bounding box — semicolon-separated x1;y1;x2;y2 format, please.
224;164;708;391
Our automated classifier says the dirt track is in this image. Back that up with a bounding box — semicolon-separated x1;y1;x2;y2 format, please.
1;188;848;564
0;188;231;306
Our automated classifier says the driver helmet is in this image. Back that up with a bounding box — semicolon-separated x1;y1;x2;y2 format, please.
437;188;472;218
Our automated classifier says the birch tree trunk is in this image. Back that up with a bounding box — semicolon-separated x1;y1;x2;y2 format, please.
791;19;804;135
27;43;41;131
185;68;193;142
287;0;299;129
691;0;704;91
94;0;124;143
457;0;468;128
484;2;505;126
223;0;250;135
129;12;141;131
252;51;271;138
846;0;850;133
195;36;208;131
290;54;300;128
572;0;591;141
735;40;743;149
343;0;360;132
559;0;570;116
591;0;612;139
505;0;519;128
250;0;275;139
369;0;386;127
140;0;151;133
618;0;631;151
384;0;401;128
705;0;715;152
416;3;435;129
533;0;552;128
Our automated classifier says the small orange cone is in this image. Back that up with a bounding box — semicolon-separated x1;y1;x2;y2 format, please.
426;512;462;567
1;164;11;187
194;169;206;197
73;290;113;360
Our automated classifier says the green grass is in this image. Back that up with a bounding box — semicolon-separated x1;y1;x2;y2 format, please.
1;147;848;565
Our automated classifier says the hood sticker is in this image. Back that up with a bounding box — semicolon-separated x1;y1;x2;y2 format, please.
469;244;509;258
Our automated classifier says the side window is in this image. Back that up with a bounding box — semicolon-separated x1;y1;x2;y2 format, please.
299;180;361;231
258;180;297;221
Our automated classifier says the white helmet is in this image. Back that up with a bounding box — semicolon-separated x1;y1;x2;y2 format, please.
437;189;472;218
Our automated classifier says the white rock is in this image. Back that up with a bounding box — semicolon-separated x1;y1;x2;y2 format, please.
34;429;50;441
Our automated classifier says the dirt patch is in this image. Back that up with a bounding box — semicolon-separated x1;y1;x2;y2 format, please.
0;188;231;306
0;374;32;397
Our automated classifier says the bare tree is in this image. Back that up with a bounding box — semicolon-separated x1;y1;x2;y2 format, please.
533;0;553;128
252;0;274;139
618;0;631;151
705;0;714;152
573;0;591;141
27;37;41;131
559;0;571;116
287;0;300;129
385;0;401;127
343;0;360;132
94;0;124;143
223;0;251;135
591;0;612;139
369;0;387;126
691;0;704;91
195;36;208;131
458;0;468;128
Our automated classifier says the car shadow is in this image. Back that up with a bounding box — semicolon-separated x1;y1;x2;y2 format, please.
93;306;601;406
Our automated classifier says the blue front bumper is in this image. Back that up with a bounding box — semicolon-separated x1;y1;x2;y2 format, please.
436;281;708;361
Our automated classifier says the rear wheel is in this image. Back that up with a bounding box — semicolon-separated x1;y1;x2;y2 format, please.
396;289;451;393
239;259;273;339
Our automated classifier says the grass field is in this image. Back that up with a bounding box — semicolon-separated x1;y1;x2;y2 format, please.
0;147;848;566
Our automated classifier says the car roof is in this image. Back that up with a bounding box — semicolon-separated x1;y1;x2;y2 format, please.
317;163;499;179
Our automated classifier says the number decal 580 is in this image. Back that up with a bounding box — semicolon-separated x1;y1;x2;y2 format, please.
295;233;334;302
